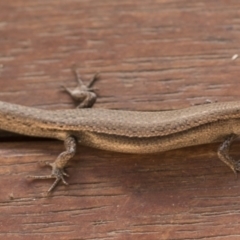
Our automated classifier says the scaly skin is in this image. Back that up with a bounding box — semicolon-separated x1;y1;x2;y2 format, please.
0;69;239;192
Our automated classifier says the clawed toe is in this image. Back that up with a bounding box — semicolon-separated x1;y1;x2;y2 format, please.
27;163;69;193
61;68;99;108
233;162;240;178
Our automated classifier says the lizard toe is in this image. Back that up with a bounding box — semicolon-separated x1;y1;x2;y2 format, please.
27;164;69;193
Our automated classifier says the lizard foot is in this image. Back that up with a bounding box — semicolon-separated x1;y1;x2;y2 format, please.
27;162;69;193
28;136;77;193
61;66;99;108
232;161;240;177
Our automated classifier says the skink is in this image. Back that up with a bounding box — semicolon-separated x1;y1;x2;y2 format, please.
0;69;239;192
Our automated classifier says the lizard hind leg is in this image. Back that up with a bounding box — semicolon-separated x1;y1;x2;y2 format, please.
61;67;99;108
28;136;77;193
217;134;240;176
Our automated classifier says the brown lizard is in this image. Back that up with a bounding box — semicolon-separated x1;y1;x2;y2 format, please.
0;69;239;192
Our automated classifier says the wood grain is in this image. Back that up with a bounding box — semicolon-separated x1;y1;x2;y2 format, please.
0;0;240;239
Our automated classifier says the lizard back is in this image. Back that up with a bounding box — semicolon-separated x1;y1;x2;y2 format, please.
1;101;240;137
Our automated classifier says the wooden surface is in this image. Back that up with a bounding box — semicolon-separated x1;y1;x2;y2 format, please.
0;0;240;239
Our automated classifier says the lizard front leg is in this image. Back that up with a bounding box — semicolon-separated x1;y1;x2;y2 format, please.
28;136;77;193
61;67;99;108
29;69;98;193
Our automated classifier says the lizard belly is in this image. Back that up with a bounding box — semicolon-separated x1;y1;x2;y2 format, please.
75;120;234;154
